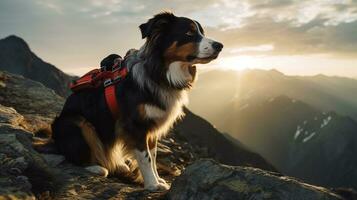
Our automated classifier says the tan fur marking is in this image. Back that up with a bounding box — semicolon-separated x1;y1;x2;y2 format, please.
77;120;108;166
164;41;197;64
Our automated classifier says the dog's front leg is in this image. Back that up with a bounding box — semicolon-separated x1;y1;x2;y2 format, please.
148;136;168;185
134;137;170;191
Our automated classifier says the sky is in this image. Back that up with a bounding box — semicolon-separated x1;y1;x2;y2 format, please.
0;0;357;77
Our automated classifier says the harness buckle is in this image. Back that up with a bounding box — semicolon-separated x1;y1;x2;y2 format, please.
104;79;113;87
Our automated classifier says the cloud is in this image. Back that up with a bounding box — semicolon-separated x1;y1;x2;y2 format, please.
199;0;357;58
31;0;220;24
230;44;275;54
208;16;357;57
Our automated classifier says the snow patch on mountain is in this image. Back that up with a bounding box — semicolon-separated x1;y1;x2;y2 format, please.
294;126;303;140
321;116;332;128
293;115;334;143
303;132;316;143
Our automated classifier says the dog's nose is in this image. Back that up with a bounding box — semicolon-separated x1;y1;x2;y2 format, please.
212;42;223;52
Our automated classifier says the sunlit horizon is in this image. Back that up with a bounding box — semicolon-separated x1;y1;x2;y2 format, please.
198;53;357;78
61;55;357;78
50;50;357;78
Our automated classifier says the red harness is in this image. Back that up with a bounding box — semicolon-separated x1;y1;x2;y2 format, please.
69;60;128;119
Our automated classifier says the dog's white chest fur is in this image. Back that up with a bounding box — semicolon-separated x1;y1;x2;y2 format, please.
166;61;193;87
144;90;188;137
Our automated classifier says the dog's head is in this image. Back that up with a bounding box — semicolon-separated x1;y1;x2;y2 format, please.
139;12;223;89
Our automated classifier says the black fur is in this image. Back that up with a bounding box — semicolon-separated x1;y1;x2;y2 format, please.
52;116;92;165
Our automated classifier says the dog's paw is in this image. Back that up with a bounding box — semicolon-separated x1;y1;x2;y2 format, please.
145;182;170;191
85;165;109;177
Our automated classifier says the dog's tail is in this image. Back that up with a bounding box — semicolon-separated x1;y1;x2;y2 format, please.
32;119;58;154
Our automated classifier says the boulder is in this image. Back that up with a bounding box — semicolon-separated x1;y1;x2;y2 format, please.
168;159;344;200
0;71;64;117
0;71;64;132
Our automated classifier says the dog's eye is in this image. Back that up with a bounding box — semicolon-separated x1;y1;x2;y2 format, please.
185;30;195;36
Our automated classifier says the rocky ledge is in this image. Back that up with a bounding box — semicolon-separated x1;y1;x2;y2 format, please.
169;159;347;200
0;70;356;200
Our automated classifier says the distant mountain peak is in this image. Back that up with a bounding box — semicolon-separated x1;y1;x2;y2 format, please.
1;35;30;49
4;35;25;41
240;68;284;76
0;35;74;97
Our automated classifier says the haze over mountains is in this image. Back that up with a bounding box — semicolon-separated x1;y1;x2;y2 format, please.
189;69;357;188
190;69;357;122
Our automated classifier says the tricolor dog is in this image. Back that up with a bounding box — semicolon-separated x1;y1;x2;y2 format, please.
52;12;223;191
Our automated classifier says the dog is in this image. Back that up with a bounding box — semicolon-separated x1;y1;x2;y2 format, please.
51;12;223;191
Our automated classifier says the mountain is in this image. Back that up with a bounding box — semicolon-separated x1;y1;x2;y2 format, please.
189;69;357;189
227;95;357;188
175;108;276;171
0;35;74;97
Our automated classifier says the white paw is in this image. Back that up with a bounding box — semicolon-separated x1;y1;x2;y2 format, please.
85;165;109;177
145;182;170;191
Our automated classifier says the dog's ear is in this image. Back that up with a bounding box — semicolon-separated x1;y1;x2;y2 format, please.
139;12;175;39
